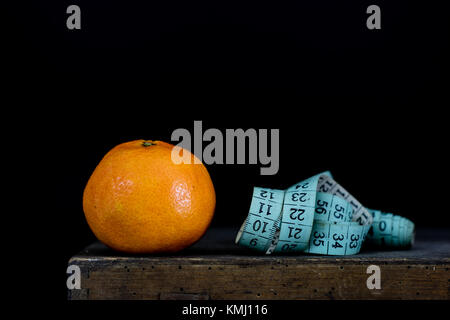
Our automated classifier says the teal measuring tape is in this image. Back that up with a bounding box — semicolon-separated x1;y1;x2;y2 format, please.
235;171;415;255
366;209;415;248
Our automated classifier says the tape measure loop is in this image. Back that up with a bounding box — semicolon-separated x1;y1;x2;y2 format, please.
236;172;414;255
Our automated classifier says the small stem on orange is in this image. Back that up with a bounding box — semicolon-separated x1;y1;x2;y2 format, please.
142;141;155;147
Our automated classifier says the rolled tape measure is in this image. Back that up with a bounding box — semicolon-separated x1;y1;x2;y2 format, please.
235;171;415;255
366;209;415;248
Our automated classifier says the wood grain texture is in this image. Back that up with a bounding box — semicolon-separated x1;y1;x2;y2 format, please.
68;228;450;300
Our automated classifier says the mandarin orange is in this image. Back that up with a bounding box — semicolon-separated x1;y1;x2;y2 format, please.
83;140;215;253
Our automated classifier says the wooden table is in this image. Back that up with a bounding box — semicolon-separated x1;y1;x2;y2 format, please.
67;228;449;300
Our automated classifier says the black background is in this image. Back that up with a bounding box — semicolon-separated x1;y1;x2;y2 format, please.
4;0;449;303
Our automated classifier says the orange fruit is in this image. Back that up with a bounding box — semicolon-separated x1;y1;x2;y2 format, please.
83;140;216;253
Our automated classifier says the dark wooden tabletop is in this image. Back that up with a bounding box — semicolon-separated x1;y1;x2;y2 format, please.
68;228;450;300
74;227;450;264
